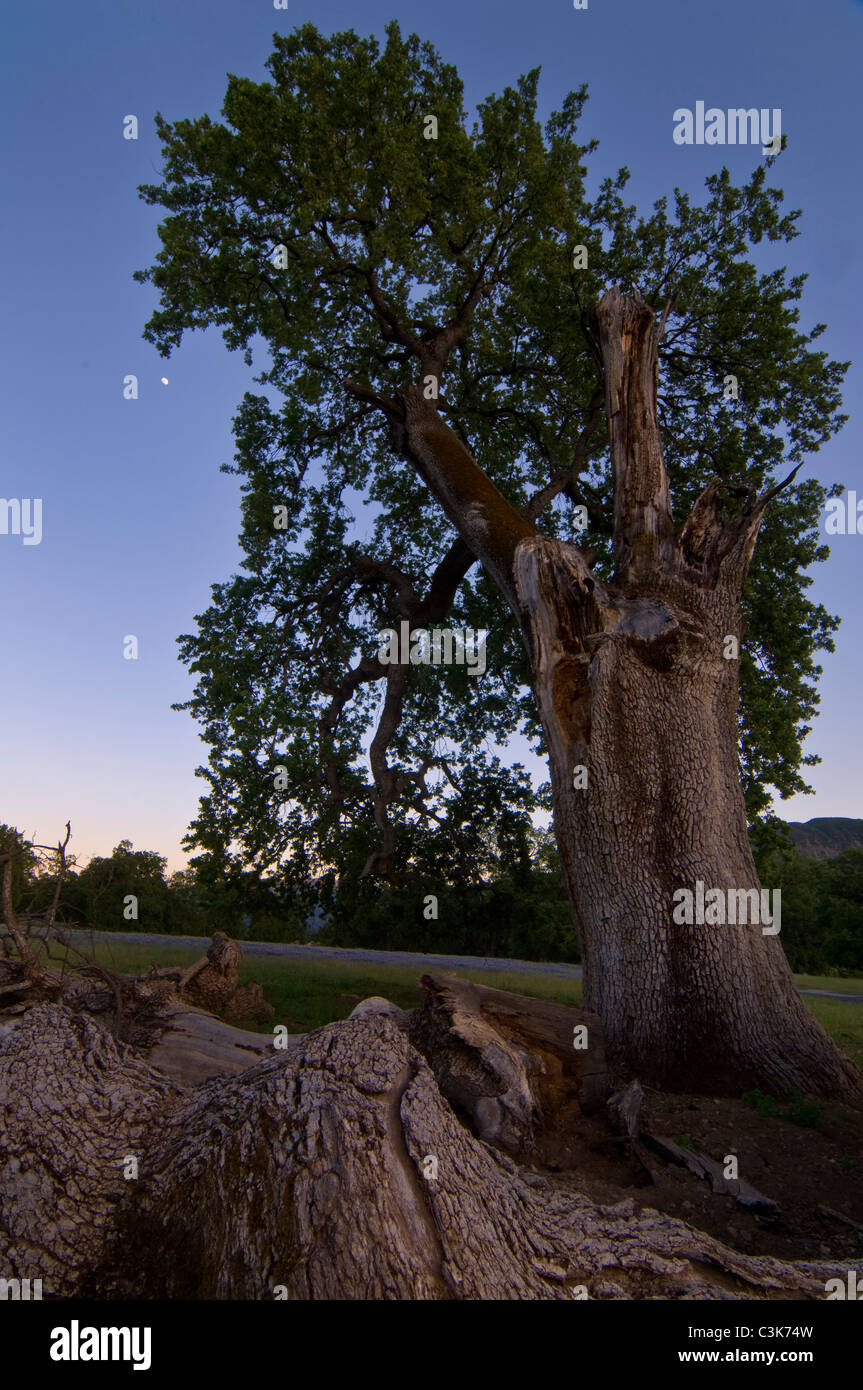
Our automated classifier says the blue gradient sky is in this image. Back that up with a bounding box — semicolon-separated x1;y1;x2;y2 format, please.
1;0;860;871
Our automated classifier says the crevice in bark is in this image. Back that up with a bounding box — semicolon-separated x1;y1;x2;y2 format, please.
391;1058;448;1293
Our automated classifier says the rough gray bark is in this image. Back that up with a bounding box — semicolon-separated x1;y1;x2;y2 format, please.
0;932;276;1084
145;1000;275;1084
167;930;274;1025
510;288;863;1106
372;284;861;1106
0;1000;853;1300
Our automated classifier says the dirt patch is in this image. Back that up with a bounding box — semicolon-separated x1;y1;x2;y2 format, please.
525;1088;863;1264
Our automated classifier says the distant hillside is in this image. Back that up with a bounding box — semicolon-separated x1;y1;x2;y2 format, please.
784;818;863;860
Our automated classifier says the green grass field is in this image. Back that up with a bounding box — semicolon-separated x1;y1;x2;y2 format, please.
55;937;583;1029
43;935;863;1068
799;998;863;1070
794;973;863;994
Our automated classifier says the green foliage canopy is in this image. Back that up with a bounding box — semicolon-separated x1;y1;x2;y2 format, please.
133;22;848;891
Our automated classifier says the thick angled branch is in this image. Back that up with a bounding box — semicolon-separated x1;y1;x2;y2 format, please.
315;537;478;878
350;554;421;619
320;654;389;735
342;379;400;418
420;538;476;623
422;275;493;374
358;542;477;876
361;662;410;878
524;391;606;523
364;268;426;360
394;387;537;607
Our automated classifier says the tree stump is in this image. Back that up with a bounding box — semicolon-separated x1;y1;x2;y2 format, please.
410;972;609;1157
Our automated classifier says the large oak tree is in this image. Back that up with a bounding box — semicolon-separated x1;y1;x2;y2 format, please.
135;22;859;1103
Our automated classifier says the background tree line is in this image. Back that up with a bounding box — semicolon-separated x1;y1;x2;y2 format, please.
2;819;861;972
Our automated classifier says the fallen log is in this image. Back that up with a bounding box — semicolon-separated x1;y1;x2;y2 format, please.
146;930;274;1026
0;930;275;1070
145;1000;287;1086
0;1002;850;1300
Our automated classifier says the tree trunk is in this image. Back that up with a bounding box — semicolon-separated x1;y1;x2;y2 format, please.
513;289;863;1106
0;1000;849;1301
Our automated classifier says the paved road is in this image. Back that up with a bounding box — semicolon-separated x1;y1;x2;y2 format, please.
56;928;583;978
795;987;863;1005
49;928;863;1002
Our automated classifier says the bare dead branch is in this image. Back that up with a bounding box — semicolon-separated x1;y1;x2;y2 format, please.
594;287;675;582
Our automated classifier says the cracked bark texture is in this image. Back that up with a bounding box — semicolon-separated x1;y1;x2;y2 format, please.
374;283;861;1105
0;1003;852;1300
511;288;863;1105
0;1007;184;1297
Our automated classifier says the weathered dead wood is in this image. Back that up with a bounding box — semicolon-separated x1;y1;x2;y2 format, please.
174;931;239;1007
408;972;609;1156
0;955;63;1000
593;286;674;582
166;931;274;1026
0;1003;851;1301
0;1007;185;1296
607;1078;644;1139
817;1205;863;1237
146;1000;283;1086
0;925;296;1091
643;1134;779;1214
